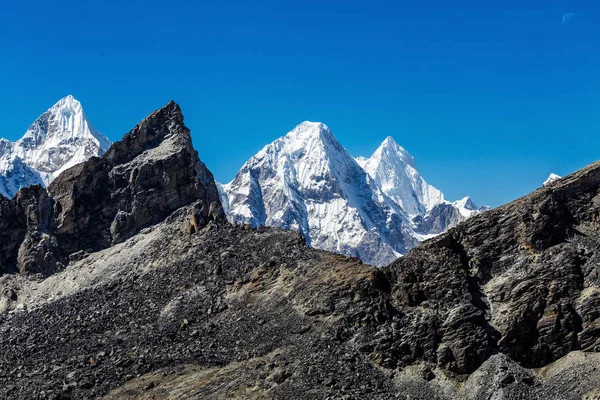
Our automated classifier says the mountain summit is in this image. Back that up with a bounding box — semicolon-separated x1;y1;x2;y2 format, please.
0;95;111;198
220;121;414;266
0;100;222;276
357;135;445;216
220;122;486;265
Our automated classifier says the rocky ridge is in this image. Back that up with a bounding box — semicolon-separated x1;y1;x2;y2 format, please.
0;101;222;276
0;102;598;399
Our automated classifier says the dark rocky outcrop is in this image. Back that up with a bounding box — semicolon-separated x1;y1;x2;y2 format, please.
0;102;599;399
48;100;223;254
413;202;464;234
0;185;54;275
0;101;223;276
381;161;600;374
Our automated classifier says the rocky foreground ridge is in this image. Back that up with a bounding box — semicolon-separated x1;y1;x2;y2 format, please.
0;102;599;399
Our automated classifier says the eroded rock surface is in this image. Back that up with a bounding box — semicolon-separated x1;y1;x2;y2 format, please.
381;161;600;375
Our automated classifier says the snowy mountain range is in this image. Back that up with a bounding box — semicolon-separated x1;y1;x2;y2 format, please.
0;98;487;266
0;95;111;198
219;121;488;266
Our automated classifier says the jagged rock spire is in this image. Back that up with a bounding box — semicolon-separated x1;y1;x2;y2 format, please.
0;101;223;275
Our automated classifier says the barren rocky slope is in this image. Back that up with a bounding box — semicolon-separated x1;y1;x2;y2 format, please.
0;101;599;399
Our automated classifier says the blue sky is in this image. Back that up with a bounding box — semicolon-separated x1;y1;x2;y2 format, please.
0;0;598;207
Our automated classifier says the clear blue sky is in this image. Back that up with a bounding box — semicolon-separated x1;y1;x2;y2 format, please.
0;0;598;207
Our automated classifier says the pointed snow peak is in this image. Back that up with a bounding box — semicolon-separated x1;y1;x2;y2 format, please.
21;94;110;149
54;94;78;106
46;95;84;118
382;135;398;146
299;121;326;129
454;196;478;210
289;121;330;139
2;95;112;188
374;136;416;169
281;121;343;152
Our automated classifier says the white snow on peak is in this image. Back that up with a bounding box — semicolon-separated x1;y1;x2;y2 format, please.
221;121;422;266
452;196;488;218
543;173;561;187
359;136;445;217
453;196;477;210
0;95;111;198
221;124;488;266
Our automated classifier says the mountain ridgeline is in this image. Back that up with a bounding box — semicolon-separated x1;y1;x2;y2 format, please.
0;99;486;267
219;122;488;266
0;101;223;276
0;95;111;198
0;101;599;399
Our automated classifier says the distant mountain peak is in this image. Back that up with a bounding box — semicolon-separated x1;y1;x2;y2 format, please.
221;126;488;266
54;94;77;107
373;135;416;169
381;135;400;147
452;196;489;218
285;121;333;143
360;136;440;216
221;122;411;266
543;173;561;187
297;120;327;129
0;96;112;198
454;196;477;210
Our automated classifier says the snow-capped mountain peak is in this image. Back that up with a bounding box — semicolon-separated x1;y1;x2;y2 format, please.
221;123;488;266
451;196;489;218
22;94;110;155
276;121;343;163
0;95;111;198
360;136;444;216
378;136;417;168
453;196;478;210
288;121;328;138
221;121;420;266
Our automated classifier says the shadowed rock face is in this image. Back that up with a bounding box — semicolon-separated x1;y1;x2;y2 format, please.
0;187;41;274
0;101;223;275
48;100;223;254
382;161;600;374
0;102;599;399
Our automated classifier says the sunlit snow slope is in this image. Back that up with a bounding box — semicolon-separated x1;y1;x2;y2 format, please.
0;95;111;198
220;122;488;266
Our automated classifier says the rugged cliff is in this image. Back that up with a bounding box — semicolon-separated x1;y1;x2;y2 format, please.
383;161;600;374
0;101;223;276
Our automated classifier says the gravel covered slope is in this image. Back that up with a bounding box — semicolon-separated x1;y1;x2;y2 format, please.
3;203;599;400
0;207;396;399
